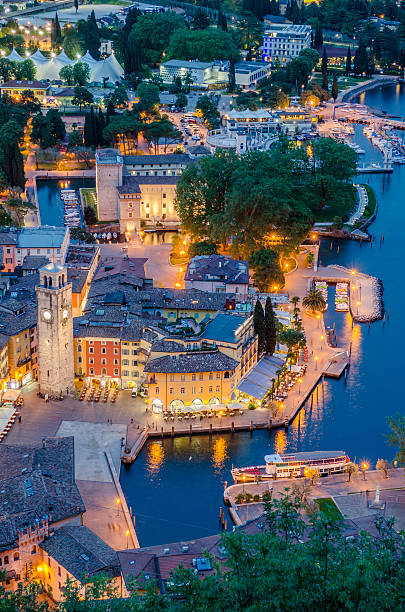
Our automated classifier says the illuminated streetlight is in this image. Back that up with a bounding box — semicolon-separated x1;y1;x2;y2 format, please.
351;269;356;276
361;462;368;480
298;378;302;394
314;356;319;370
116;497;121;516
126;529;130;548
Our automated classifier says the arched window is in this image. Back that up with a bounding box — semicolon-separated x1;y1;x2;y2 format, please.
44;276;48;288
48;277;52;288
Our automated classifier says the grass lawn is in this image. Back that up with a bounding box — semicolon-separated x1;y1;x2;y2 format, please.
362;184;377;216
314;184;357;223
81;188;97;211
311;72;369;93
315;497;343;520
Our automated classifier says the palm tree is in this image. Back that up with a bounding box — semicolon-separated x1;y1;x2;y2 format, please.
302;289;326;313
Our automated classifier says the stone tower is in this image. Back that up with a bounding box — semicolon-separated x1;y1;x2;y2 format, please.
36;263;74;397
95;148;123;221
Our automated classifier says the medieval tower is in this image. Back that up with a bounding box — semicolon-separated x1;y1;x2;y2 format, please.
36;263;74;396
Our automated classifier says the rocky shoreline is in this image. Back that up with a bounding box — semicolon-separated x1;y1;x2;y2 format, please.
351;276;384;323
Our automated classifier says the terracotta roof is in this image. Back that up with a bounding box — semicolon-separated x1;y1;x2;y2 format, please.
144;350;237;374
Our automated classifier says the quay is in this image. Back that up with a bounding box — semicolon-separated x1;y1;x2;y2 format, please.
223;468;405;527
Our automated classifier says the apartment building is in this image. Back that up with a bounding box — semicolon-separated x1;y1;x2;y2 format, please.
262;24;311;64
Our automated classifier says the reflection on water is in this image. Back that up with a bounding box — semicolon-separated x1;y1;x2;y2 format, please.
212;437;228;471
147;441;165;476
142;231;178;246
36;178;95;226
121;85;405;546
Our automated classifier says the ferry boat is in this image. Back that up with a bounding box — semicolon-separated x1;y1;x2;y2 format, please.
231;450;349;482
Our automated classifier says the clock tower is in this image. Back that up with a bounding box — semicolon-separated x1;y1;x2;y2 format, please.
36;262;74;397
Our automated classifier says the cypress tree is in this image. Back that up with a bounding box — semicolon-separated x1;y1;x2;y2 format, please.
228;59;236;92
322;70;329;92
106;99;115;121
90;106;97;146
97;107;105;146
345;46;352;75
264;297;277;356
51;13;62;47
314;25;323;49
331;73;338;101
83;112;94;147
253;299;266;355
321;47;328;76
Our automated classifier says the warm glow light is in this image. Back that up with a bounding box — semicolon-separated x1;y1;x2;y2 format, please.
179;267;183;272
126;530;130;536
314;356;318;361
316;314;321;320
312;234;317;240
298;378;302;383
180;250;185;255
115;498;121;505
175;282;181;288
362;462;368;470
351;270;356;275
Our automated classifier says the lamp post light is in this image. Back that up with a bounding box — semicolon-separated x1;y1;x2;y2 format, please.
298;378;302;394
115;497;121;517
320;335;324;350
362;462;368;481
242;475;246;494
314;356;318;371
126;529;130;549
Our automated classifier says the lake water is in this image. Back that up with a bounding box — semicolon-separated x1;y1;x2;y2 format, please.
120;84;403;546
36;177;94;227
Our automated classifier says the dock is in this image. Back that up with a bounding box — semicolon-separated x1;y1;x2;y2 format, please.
122;427;149;463
323;351;350;378
357;165;393;174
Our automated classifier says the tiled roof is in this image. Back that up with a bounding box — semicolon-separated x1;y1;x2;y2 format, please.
0;332;9;351
0;437;85;549
144;350;237;374
67;269;88;293
151;339;186;353
21;255;49;270
1;80;51;89
0;231;17;245
16;226;68;249
40;526;120;581
117;176;141;194
185;255;249;285
93;257;147;282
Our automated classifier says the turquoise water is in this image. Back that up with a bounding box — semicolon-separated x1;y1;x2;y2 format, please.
120;85;403;546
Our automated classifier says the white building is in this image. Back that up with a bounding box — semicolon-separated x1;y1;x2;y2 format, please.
160;59;229;89
262;24;311;64
235;62;270;89
207;109;281;153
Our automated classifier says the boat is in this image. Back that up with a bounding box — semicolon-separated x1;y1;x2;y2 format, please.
335;282;349;312
315;280;328;311
231;450;350;482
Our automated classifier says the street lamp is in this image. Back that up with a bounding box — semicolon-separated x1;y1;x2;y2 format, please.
116;497;121;517
298;378;302;394
314;356;319;371
126;529;130;549
362;462;368;480
242;475;246;494
320;335;324;350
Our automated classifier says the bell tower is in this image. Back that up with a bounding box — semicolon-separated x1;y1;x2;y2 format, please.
36;263;74;397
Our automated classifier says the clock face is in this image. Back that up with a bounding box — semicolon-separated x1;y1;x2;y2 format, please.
62;309;68;319
43;310;52;322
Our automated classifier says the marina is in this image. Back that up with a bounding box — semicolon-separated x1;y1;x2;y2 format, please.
120;84;402;547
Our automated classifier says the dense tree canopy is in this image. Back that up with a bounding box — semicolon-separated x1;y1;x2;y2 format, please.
130;12;186;64
175;139;357;258
167;28;239;62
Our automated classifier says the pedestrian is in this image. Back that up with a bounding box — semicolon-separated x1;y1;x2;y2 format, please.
18;415;21;423
130;417;134;424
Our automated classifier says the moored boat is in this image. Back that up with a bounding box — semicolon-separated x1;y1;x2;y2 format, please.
231;450;349;482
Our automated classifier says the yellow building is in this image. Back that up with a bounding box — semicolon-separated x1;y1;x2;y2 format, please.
0;334;9;391
144;350;238;411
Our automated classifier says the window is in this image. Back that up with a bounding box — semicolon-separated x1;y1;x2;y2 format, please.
123;370;129;376
101;347;106;354
162;193;166;198
78;345;82;352
199;374;203;381
170;375;174;382
131;349;137;355
78;356;82;364
114;368;119;376
216;372;220;379
192;374;196;381
180;387;185;394
132;360;137;366
114;359;118;365
170;388;174;394
122;349;129;355
114;348;118;355
200;387;203;393
155;387;159;394
209;386;213;393
181;374;185;382
216;386;220;392
89;368;94;375
13;552;19;561
4;556;8;565
102;368;107;376
122;359;129;365
89;347;94;354
89;358;94;364
102;358;107;365
209;373;213;380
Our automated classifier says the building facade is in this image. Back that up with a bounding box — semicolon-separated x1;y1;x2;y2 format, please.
36;263;74;396
0;226;70;274
262;24;311;64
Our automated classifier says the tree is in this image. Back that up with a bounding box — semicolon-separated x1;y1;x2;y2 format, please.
13;59;35;81
331;73;338;101
51;12;62;47
131;12;186;65
278;329;306;361
345;46;352;75
314;24;323;49
105;84;128;109
253;299;266;355
344;461;358;482
68;129;83;148
46;108;66;143
300;90;320;107
175;93;187;109
5;196;34;226
249;249;284;292
321;46;328;76
196;94;220;129
72;86;94;111
70;227;96;243
353;42;369;75
72;61;90;86
193;7;210;29
31;113;48;143
387;414;405;465
376;458;392;479
302;289;326;313
310;137;357;210
59;64;74;86
136;82;160;112
39;123;54;149
83;110;95;147
188;241;217;257
167;28;239;63
322;70;329;93
305;466;321;485
264;297;277;355
0;120;25;189
217;5;227;31
228;58;236;93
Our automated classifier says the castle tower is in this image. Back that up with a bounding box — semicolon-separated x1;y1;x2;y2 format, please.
36;263;74;396
95;148;123;221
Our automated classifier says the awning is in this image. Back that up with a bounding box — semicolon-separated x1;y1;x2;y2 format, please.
2;389;20;402
236;355;287;401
